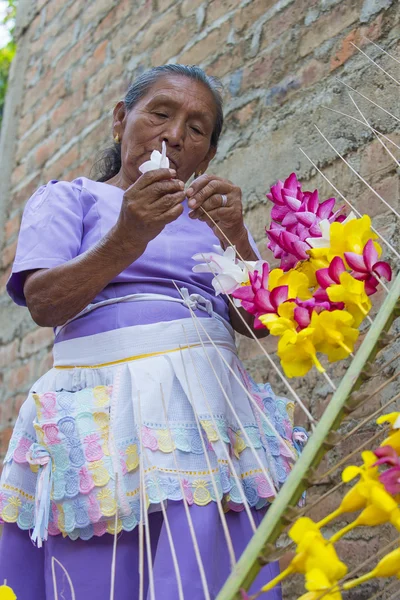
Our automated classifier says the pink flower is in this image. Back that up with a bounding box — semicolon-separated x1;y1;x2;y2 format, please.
232;263;289;328
374;446;400;496
316;256;346;289
265;173;345;271
344;239;392;296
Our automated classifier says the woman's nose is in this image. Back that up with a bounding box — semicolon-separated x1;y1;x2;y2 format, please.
162;119;185;147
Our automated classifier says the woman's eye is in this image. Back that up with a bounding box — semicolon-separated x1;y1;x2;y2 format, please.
155;112;168;118
191;126;202;135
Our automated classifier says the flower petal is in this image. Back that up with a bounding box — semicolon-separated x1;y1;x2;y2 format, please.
294;306;311;329
270;285;289;308
363;239;379;271
328;256;346;282
344;251;367;273
317;197;336;219
316;268;334;289
373;261;392;282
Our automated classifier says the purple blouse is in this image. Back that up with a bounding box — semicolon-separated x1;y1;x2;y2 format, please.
8;178;259;343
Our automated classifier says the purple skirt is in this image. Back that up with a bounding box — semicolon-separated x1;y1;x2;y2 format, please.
0;501;281;599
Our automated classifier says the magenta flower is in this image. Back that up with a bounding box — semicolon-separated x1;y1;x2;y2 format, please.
266;173;345;271
374;446;400;496
344;239;392;296
293;297;341;329
315;256;346;289
232;263;290;328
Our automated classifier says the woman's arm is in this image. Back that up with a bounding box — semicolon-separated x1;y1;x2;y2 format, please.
24;227;147;327
24;169;185;327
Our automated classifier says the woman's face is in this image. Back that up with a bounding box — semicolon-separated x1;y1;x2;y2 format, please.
113;75;218;184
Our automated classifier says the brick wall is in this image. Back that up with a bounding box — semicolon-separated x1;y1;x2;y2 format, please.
0;0;399;596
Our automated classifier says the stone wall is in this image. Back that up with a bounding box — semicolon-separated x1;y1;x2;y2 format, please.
0;0;399;597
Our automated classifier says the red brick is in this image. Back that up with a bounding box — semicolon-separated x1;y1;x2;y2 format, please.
34;77;67;120
18;111;35;139
93;0;133;43
206;0;240;25
81;0;118;27
179;21;232;64
16;120;49;164
20;327;54;359
1;240;17;269
46;22;76;65
71;40;109;90
9;175;43;213
4;213;21;242
330;15;383;71
111;1;153;53
180;0;204;18
66;158;95;182
0;428;13;456
299;3;360;58
151;18;196;64
0;398;15;427
50;87;85;130
207;40;246;78
43;143;80;182
299;58;328;89
233;0;275;33
0;341;18;369
8;363;33;392
34;136;58;168
136;7;179;54
38;351;54;376
80;118;110;156
10;162;28;188
87;62;122;99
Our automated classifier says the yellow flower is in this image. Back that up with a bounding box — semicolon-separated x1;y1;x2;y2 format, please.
277;327;324;377
327;272;372;327
300;569;343;600
296;258;329;288
343;548;400;591
331;451;400;542
260;517;347;594
308;215;380;263
268;268;312;300
377;413;400;453
259;301;297;336
312;310;359;363
0;584;17;600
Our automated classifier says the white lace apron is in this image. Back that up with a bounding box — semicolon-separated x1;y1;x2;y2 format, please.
0;291;302;545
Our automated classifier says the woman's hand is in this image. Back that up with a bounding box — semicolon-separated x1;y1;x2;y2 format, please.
115;168;186;251
186;174;246;248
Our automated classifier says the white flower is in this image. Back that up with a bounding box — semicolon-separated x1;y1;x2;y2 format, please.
306;211;357;248
139;140;170;173
192;245;262;296
394;414;400;429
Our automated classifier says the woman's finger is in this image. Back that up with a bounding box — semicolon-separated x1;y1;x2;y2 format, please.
128;168;177;192
187;181;232;209
189;193;231;219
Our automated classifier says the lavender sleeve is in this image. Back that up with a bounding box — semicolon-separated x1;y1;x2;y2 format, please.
7;180;84;306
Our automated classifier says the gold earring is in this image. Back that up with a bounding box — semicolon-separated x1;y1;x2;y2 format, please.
114;133;120;143
196;170;203;178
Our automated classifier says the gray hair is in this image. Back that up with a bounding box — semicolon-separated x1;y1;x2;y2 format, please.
95;64;224;182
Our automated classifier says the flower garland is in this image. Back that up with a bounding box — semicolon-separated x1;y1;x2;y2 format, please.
192;173;392;378
239;412;400;599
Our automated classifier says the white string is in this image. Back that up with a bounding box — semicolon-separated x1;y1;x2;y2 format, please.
298;146;400;260
137;391;156;600
51;556;76;600
350;42;400;86
181;329;257;533
177;344;237;568
334;77;400;124
363;37;400;66
347;93;400;169
138;487;144;600
140;448;185;600
159;383;211;600
179;309;280;495
314;124;400;220
109;475;119;600
322;106;400;150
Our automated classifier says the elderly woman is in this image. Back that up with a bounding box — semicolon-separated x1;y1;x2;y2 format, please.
0;65;297;599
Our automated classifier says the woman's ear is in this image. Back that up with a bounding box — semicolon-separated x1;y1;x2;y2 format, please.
112;101;126;134
197;145;217;175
